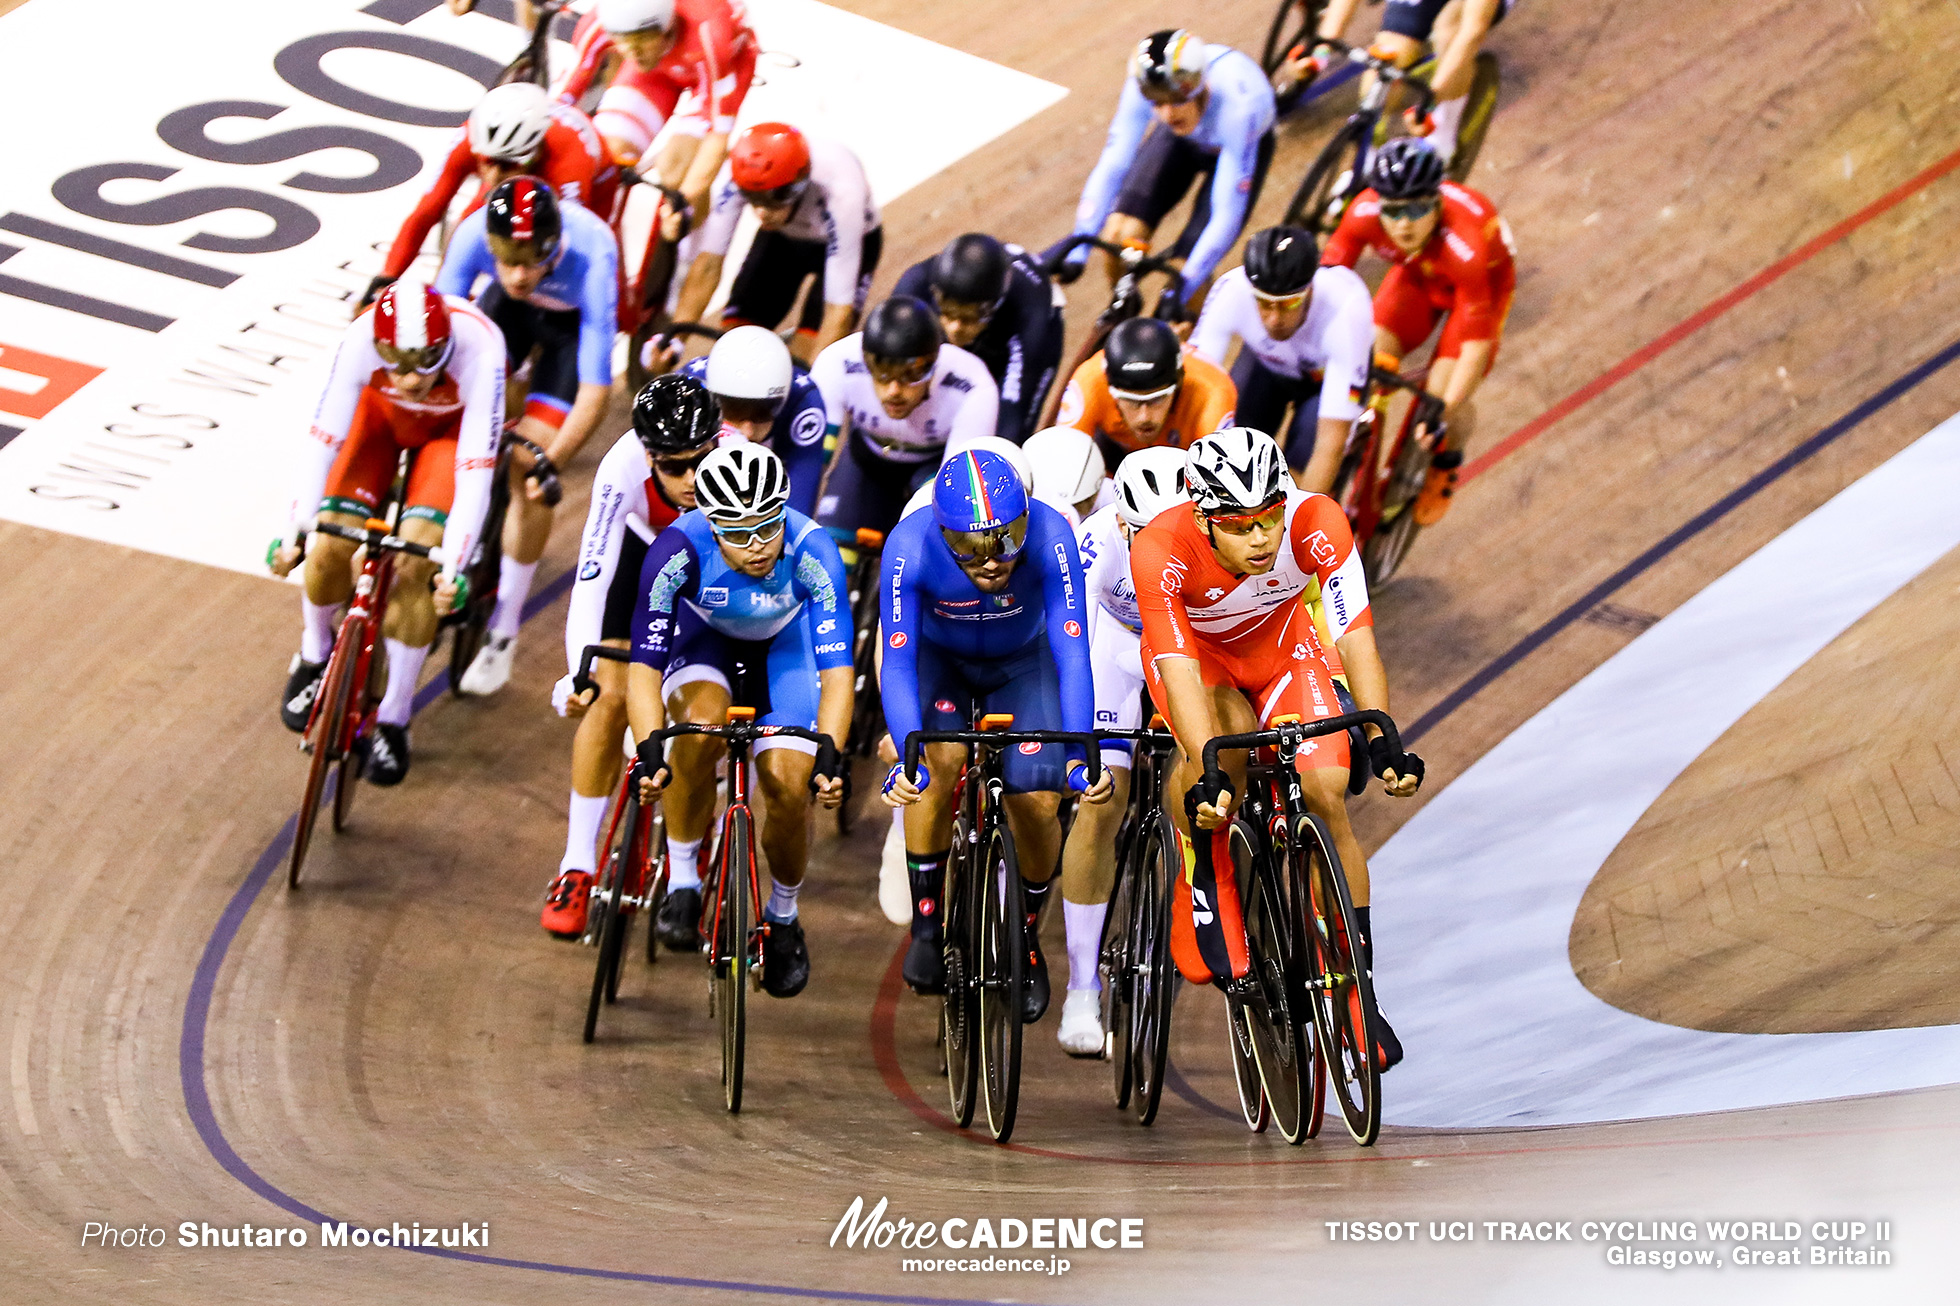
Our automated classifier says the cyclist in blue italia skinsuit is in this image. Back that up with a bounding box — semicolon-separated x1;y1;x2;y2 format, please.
680;325;829;515
437;176;621;697
878;449;1113;1022
1067;29;1278;313
624;443;852;999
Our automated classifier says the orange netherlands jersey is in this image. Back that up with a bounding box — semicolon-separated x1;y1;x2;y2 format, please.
1057;349;1237;454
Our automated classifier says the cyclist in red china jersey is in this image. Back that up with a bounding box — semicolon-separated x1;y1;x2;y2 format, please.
1320;137;1515;525
1128;428;1422;1067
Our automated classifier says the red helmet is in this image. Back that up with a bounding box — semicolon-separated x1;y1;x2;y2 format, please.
729;123;811;204
373;278;454;374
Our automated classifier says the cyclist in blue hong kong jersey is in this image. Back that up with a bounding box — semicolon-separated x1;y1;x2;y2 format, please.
1068;30;1277;313
437;177;621;696
879;449;1114;1021
625;443;852;999
680;326;828;515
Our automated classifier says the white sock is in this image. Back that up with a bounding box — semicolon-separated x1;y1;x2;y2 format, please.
489;557;540;639
377;638;430;727
1430;94;1467;168
766;878;800;922
1063;899;1107;992
668;836;703;890
560;792;610;874
300;597;336;663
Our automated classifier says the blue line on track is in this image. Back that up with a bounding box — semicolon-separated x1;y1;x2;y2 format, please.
180;336;1960;1294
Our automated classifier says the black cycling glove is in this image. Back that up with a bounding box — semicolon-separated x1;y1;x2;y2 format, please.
1368;735;1425;786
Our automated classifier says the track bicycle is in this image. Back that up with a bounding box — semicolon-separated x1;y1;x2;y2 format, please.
1034;235;1188;431
492;0;572;89
570;646;674;1042
1094;715;1179;1126
640;710;839;1113
1327;366;1446;585
1260;0;1329;78
1281;40;1436;239
836;526;887;835
443;428;561;693
902;718;1101;1144
288;450;457;890
1200;707;1412;1145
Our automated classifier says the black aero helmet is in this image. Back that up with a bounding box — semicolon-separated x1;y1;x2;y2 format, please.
485;175;563;258
1103;317;1183;399
1367;137;1446;201
631;373;719;456
1243;226;1319;297
930;234;1011;309
862;295;944;365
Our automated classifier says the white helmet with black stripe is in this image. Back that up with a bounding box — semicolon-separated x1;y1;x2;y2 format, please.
467;83;553;164
1114;445;1189;530
1184;427;1287;514
694;442;790;524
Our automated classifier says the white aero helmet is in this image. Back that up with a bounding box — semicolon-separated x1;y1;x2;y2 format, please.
468;83;553;164
597;0;675;34
1184;427;1287;514
1114;445;1189;530
1023;425;1108;506
695;442;790;524
704;325;792;404
954;435;1033;493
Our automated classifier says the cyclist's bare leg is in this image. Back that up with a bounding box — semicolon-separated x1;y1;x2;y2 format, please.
661;678;732;846
755;748;816;890
1060;766;1129;906
901;740;969;855
1097;214;1154;292
1003;789;1063;886
1297;763;1371;908
379;515;445;649
571;640;631;802
506;418;557;568
302;510;367;611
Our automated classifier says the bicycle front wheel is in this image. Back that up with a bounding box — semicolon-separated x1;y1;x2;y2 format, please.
1295;812;1380;1145
1102;834;1137;1108
1260;0;1320;74
1448;52;1502;182
941;819;980;1128
1363;435;1432;584
584;793;639;1044
290;624;359;889
1285;120;1370;237
331;643;382;833
1130;813;1178;1126
977;824;1026;1143
715;808;754;1113
1243;823;1310;1144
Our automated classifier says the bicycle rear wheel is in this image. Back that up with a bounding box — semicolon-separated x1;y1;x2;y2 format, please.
584;793;639;1043
941;820;979;1127
1130;813;1177;1126
1447;52;1501;182
1284;120;1370;237
290;622;360;889
1260;0;1320;73
1242;824;1310;1144
643;807;668;965
977;824;1026;1143
1296;812;1380;1145
448;470;507;695
715;808;754;1113
1226;993;1270;1133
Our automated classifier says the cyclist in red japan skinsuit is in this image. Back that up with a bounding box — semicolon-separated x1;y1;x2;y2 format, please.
1321;137;1516;525
555;0;756;222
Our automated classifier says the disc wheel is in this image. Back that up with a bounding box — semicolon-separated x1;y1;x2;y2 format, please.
941;818;979;1128
1260;0;1320;74
714;808;754;1113
1241;825;1310;1144
1226;993;1270;1134
1130;814;1177;1125
1447;52;1502;182
583;795;639;1044
976;823;1026;1143
290;620;359;890
1296;813;1380;1145
1284;120;1370;237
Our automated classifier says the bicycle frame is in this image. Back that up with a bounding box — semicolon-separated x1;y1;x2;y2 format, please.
1283;41;1435;234
1335;367;1446;549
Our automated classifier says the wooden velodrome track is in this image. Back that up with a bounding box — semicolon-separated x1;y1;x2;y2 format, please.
7;0;1960;1301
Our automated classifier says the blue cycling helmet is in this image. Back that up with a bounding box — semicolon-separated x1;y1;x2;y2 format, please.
933;448;1030;562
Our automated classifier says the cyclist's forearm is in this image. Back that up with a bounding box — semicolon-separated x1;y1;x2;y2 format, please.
815;665;853;757
1334;625;1389;739
678;133;728;212
674;254;723;325
1442;339;1492;415
625;662;667;743
1156;655;1215;760
812;302;857;356
549;382;611;464
1299;417;1350;495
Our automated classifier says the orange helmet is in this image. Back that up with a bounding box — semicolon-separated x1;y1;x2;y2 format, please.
729;123;811;203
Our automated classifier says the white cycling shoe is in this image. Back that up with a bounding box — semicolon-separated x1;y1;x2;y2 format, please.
1057;988;1105;1059
878;810;911;925
459;634;515;696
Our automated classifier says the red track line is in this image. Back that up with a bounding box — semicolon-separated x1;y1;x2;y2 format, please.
867;938;1960;1167
1461;139;1960;485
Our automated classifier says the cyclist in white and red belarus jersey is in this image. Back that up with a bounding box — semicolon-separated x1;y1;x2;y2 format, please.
555;0;756;219
268;280;505;785
1128;428;1422;1069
